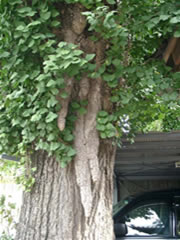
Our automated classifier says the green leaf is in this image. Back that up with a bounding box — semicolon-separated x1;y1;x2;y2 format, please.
47;133;55;141
169;92;178;101
40;11;51;20
51;88;59;95
174;30;180;38
51;9;60;17
100;132;107;139
37;123;46;130
32;0;38;4
98;111;108;117
64;133;74;142
32;33;46;39
106;123;115;130
51;20;60;27
96;124;105;131
50;142;60;151
8;203;16;209
47;80;56;87
136;71;144;78
97;118;109;124
67;148;76;157
112;59;121;66
107;80;118;88
46;112;57;123
74;50;83;56
60;161;67;168
57;78;64;86
103;74;115;82
37;82;45;93
38;108;48;115
78;107;87;115
98;65;106;74
9;0;22;5
0;52;10;58
121;94;132;104
173;72;180;80
60;92;68;99
159;15;169;21
16;25;27;31
30;70;40;79
91;72;101;79
23;109;33;117
28;21;41;27
26;10;36;17
161;93;169;101
106;131;116;138
104;11;116;28
31;114;41;122
17;7;32;13
108;115;117;121
28;39;35;48
106;0;115;4
85;54;95;61
47;96;58;108
62;61;71;69
59;49;70;55
80;100;88;106
68;65;79;76
71;102;80;109
58;42;67;48
88;64;96;71
110;96;119;103
170;17;180;24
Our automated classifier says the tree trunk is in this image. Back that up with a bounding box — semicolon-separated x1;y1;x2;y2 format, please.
16;141;116;240
15;3;116;240
16;70;116;240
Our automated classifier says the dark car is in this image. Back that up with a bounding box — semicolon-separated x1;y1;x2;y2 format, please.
113;189;180;239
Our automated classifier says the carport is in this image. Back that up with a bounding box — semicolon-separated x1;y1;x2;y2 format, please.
114;131;180;202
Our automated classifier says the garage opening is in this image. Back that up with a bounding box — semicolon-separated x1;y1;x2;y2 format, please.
114;131;180;202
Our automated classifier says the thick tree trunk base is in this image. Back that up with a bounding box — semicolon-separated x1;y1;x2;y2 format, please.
16;143;115;240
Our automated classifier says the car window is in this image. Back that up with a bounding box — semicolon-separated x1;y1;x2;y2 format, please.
122;202;170;237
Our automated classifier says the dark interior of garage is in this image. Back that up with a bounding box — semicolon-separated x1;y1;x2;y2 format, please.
114;131;180;202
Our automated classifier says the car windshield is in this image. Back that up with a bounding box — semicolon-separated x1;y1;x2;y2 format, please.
113;196;133;215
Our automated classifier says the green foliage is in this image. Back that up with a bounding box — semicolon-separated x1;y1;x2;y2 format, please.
15;158;36;192
87;0;180;137
0;194;16;239
0;160;18;180
0;0;179;169
0;0;94;167
0;157;34;192
97;111;118;138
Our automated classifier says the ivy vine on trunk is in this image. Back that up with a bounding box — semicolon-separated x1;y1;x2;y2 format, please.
0;0;179;239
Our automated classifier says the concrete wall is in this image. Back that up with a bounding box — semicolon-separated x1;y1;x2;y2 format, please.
118;179;180;200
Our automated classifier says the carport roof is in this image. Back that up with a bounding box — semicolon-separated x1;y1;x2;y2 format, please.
115;131;180;180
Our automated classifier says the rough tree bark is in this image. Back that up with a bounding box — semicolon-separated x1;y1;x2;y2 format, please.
15;3;116;240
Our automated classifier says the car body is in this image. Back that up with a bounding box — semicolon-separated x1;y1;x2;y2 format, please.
113;189;180;239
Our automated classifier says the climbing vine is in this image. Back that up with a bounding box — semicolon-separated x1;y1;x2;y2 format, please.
0;0;179;167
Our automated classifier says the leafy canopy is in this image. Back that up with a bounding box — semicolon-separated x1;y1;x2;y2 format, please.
0;0;179;166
